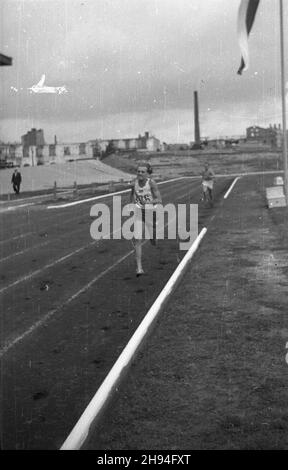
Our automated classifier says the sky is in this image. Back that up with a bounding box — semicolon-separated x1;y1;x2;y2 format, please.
0;0;286;144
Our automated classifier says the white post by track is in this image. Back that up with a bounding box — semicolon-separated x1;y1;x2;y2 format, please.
223;177;240;199
60;227;207;450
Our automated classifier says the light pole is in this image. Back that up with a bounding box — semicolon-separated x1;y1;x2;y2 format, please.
280;0;288;204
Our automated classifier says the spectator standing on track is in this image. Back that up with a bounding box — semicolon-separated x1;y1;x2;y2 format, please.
11;168;22;195
130;162;162;277
201;162;215;205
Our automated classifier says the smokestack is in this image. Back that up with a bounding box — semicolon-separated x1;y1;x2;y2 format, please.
192;91;201;149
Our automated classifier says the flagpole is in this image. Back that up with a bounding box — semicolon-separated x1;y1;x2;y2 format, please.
280;0;288;204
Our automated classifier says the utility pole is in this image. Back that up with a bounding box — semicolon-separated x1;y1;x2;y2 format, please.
280;0;288;204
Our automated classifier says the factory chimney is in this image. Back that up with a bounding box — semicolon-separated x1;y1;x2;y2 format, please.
192;90;201;149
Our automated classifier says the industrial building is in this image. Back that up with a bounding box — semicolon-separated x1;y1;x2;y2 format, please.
246;124;282;148
21;128;45;147
98;132;161;153
0;130;161;167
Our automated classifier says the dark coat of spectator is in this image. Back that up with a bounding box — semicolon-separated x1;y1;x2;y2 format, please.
11;169;22;194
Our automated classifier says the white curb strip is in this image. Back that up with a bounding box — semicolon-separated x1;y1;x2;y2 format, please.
60;226;207;450
47;177;185;209
224;177;241;199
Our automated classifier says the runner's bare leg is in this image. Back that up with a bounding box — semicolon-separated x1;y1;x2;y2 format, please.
135;239;143;273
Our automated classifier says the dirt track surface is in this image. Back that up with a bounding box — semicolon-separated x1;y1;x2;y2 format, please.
85;174;288;450
0;177;231;449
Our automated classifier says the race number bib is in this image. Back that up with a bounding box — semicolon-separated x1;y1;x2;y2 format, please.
135;194;152;207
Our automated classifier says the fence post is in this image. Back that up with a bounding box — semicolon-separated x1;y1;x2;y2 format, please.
73;181;78;198
108;181;115;193
53;181;57;201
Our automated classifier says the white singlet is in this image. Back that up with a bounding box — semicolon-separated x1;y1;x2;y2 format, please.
134;178;153;208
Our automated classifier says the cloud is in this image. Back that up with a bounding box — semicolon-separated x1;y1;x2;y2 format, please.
0;0;285;143
1;92;283;145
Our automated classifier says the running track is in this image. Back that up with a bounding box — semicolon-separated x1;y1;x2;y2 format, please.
0;177;232;449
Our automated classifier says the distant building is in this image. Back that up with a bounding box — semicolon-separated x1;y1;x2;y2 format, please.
160;142;169;152
0;141;102;167
146;133;161;151
246;124;282;148
21;128;45;146
0;143;22;167
166;143;190;151
206;138;226;149
100;132;161;153
0;130;162;167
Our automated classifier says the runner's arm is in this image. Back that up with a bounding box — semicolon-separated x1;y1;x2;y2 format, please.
209;169;215;180
150;180;162;204
130;182;135;203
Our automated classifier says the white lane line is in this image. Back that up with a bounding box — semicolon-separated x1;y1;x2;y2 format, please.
0;199;183;357
216;170;283;178
47;171;276;210
0;185;192;294
0;220;96;264
0;192;57;205
0;183;191;263
0;240;100;296
0;202;35;213
0;250;134;359
60;227;208;450
224;177;241;199
0;188;193;357
0;240;50;264
0;232;34;246
186;170;284;179
47;177;185;209
0;222;88;263
0;177;188;243
0;228;121;296
47;188;130;209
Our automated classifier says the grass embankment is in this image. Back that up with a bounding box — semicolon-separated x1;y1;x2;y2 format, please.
103;149;282;180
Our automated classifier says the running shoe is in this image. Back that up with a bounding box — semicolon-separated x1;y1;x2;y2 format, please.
136;268;144;277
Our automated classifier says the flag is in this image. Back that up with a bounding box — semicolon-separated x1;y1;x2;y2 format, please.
0;53;12;66
237;0;260;75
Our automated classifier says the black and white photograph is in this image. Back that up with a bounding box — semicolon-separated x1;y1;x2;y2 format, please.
0;0;288;453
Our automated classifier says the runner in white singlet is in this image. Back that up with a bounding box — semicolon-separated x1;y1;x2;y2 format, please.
201;162;215;206
130;163;162;276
